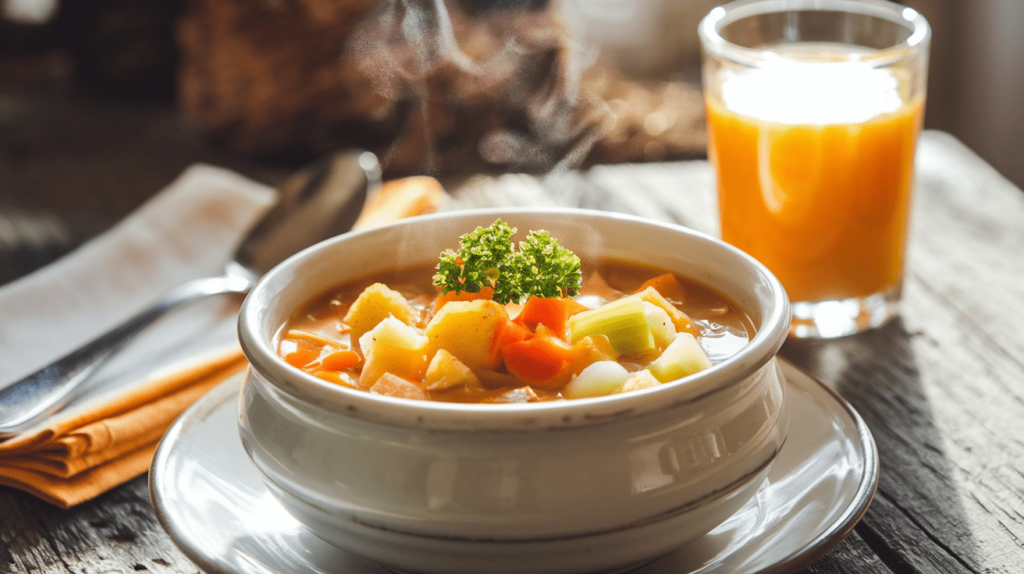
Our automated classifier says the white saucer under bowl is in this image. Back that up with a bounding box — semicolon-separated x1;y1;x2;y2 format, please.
150;358;877;574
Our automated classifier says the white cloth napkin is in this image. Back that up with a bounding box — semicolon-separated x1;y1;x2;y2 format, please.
0;164;446;507
0;164;276;430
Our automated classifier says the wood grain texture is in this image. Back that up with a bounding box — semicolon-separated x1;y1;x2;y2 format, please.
1;477;199;573
856;493;973;574
2;131;1023;573
802;531;891;574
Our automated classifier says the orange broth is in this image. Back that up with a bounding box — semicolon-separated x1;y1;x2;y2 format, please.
277;260;755;403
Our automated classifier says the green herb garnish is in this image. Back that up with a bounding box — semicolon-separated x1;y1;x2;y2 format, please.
435;219;516;298
516;230;581;300
433;219;582;304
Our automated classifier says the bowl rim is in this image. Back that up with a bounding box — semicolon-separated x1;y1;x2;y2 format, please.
238;208;790;428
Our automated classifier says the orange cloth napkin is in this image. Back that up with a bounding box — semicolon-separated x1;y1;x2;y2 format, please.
0;167;444;508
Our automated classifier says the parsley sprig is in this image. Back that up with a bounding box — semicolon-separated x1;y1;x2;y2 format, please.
433;219;581;304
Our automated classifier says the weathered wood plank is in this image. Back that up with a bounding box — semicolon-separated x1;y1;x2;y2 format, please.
856;493;974;574
803;530;892;574
1;478;199;573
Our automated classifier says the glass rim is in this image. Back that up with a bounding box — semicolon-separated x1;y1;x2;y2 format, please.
698;0;931;68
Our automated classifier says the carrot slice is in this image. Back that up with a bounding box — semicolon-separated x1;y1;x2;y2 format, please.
321;349;361;371
489;316;532;365
563;297;590;318
312;370;358;388
285;330;346;349
501;333;573;390
514;296;569;338
636;273;686;303
285;348;319;369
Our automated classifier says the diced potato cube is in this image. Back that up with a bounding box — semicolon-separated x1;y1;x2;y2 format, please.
344;283;418;345
615;370;662;394
636;286;697;336
434;286;495;315
424;349;481;390
425;300;507;370
369;372;429;400
359;316;429;387
648;333;712;383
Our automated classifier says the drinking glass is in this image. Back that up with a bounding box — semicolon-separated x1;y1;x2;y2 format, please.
699;0;930;338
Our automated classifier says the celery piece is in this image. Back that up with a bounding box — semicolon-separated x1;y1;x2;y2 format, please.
567;296;655;356
563;361;631;399
649;333;713;383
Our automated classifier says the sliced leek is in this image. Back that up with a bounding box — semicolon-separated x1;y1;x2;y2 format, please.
567;295;655;356
642;301;676;349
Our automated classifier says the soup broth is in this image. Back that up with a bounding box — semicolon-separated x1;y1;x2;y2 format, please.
278;259;755;403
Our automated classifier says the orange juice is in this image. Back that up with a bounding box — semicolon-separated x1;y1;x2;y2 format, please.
707;58;924;303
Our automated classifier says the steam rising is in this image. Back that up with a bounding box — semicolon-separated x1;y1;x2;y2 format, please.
348;0;608;174
176;0;707;174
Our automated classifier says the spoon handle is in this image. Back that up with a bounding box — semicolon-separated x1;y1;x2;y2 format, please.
0;274;252;439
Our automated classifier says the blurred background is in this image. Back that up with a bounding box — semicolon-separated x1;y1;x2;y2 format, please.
0;0;1021;284
562;0;1024;194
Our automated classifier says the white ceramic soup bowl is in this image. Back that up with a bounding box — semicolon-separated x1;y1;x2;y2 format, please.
237;208;791;574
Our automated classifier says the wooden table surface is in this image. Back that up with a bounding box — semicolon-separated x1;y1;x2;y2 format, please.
2;128;1024;574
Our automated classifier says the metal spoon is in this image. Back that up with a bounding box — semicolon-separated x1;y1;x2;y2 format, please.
0;150;381;439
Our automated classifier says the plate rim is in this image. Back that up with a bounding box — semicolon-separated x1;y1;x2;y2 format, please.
150;373;245;574
754;361;879;574
149;358;879;574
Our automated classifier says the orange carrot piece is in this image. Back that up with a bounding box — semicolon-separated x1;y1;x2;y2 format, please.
285;349;320;369
636;273;686;303
489;316;532;365
312;370;358;388
563;297;590;318
501;333;574;390
321;349;361;371
285;330;346;349
514;296;569;338
433;286;495;314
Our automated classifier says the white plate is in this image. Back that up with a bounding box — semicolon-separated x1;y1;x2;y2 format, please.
150;359;877;574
